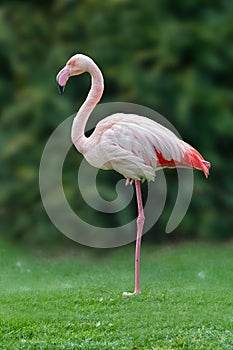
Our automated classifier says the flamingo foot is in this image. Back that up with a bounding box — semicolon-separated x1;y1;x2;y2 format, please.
125;178;134;186
122;290;141;296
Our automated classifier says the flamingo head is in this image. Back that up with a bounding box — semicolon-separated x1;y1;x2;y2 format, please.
56;54;91;94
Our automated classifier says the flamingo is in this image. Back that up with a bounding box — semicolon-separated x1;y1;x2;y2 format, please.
56;54;210;296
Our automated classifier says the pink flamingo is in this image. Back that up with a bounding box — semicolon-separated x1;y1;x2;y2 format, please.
56;54;210;296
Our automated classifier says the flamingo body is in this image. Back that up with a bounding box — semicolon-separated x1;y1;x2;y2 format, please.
79;113;210;181
56;54;210;295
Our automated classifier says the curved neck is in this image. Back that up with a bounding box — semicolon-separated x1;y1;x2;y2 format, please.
71;61;104;153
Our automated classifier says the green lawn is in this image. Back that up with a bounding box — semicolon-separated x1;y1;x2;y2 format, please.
0;240;232;349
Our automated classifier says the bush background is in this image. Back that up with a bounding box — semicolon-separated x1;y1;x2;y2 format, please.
0;0;232;245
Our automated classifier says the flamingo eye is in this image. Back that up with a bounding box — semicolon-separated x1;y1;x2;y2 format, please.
67;60;75;67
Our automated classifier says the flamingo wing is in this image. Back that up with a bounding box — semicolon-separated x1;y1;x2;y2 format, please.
84;113;210;181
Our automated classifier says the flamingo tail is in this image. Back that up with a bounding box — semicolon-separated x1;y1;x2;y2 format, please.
186;147;211;178
155;146;211;178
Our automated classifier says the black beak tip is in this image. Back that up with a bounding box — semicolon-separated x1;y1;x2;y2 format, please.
57;83;65;95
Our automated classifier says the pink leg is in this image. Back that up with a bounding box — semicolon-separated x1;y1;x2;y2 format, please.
123;180;145;296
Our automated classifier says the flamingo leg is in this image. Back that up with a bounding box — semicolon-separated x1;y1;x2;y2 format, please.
123;180;145;296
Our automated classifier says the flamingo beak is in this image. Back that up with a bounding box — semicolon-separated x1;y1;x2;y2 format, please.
57;83;65;95
56;65;70;95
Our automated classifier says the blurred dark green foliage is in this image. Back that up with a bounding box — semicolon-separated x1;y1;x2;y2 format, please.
0;0;232;244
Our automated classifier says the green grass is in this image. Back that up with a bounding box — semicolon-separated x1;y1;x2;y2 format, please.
0;240;232;349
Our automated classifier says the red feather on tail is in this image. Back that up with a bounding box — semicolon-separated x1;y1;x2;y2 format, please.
155;145;210;178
